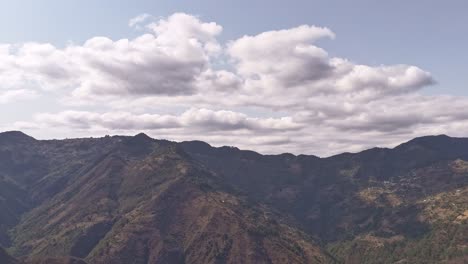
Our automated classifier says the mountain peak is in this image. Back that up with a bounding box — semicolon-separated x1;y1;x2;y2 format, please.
118;132;156;156
133;132;152;141
0;131;36;143
180;140;214;156
124;132;154;145
396;134;467;152
409;134;451;142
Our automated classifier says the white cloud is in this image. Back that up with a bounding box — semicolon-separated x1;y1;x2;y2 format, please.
0;89;37;104
3;13;468;156
129;13;153;28
227;26;433;102
22;108;302;133
1;13;223;99
228;25;335;85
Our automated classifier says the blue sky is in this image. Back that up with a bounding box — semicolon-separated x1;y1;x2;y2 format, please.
0;0;467;155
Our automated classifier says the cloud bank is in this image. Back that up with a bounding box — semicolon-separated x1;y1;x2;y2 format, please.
2;12;467;156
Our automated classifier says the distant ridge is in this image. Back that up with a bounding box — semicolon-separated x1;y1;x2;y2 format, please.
2;130;467;158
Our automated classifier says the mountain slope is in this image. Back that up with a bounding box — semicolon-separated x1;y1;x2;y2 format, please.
0;247;17;264
0;131;466;263
181;135;468;263
1;132;334;264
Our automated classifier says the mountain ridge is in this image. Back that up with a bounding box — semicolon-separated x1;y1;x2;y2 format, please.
0;132;335;263
0;131;466;263
1;130;457;158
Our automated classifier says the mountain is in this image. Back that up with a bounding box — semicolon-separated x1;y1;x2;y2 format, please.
0;132;333;264
181;135;468;263
0;246;87;264
1;247;17;264
0;131;466;263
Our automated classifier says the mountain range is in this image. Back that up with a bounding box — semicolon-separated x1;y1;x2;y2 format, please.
0;131;466;263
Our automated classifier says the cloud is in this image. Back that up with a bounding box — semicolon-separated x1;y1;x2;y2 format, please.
1;13;223;99
3;12;468;156
227;26;434;103
0;89;38;104
228;25;336;86
22;108;302;133
129;13;153;28
0;13;432;103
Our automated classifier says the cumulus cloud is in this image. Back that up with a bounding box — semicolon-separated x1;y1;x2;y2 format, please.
228;25;336;87
227;26;434;102
3;12;468;156
1;13;224;99
0;13;432;102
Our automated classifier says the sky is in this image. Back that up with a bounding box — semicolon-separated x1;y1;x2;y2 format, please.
0;0;467;156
